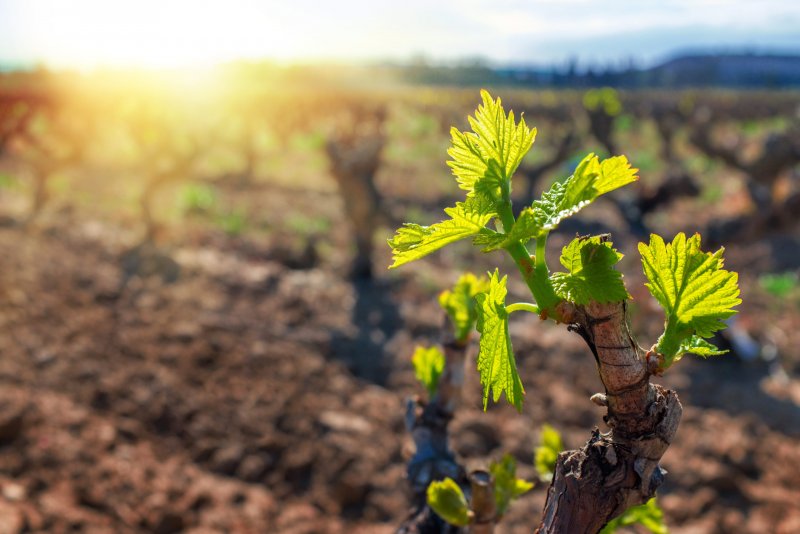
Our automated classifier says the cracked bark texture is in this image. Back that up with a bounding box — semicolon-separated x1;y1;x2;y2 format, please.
536;301;682;534
468;470;496;534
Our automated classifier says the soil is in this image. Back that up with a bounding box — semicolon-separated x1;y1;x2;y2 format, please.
0;186;798;534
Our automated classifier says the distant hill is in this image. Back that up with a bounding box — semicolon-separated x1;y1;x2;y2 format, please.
639;53;800;88
400;52;800;89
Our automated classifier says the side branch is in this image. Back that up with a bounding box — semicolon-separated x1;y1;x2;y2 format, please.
399;339;470;534
537;301;682;534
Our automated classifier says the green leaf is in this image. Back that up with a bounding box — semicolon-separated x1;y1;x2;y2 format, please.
487;154;638;250
758;271;798;299
600;497;668;534
489;454;534;516
439;273;491;342
475;270;525;411
472;231;507;252
583;87;623;116
412;346;446;397
534;424;563;482
447;90;536;200
563;153;638;208
388;196;495;268
427;478;471;527
677;335;728;358
639;232;741;368
549;236;630;305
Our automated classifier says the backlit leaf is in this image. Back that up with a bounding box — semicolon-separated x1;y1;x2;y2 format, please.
639;232;740;368
487;154;638;249
534;424;563;482
489;453;534;516
475;270;525;411
388;195;495;268
427;478;471;527
447;90;536;200
600;497;668;534
411;346;446;397
550;236;629;305
439;273;491;342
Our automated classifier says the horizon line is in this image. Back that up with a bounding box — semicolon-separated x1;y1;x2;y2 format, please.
2;46;799;74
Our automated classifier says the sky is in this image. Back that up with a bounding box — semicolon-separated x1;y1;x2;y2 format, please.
1;0;799;69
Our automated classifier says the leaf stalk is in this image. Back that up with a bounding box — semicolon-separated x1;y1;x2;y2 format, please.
505;302;540;315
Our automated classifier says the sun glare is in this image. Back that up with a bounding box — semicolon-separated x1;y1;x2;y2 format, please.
11;0;296;70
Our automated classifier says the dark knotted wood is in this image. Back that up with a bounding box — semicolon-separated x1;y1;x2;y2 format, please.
536;301;682;534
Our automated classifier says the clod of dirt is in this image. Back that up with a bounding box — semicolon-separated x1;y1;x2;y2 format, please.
0;393;28;443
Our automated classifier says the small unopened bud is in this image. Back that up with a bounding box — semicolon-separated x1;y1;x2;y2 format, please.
590;393;608;407
645;350;664;376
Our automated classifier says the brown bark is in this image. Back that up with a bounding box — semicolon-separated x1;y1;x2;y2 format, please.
536;301;682;534
325;132;387;280
469;470;496;534
586;109;617;157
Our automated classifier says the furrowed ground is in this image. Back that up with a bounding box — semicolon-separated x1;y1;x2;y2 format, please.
0;82;798;533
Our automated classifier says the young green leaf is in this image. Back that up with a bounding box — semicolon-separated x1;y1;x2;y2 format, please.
427;478;471;527
563;153;638;210
550;236;630;305
600;497;668;534
677;335;728;358
583;87;623;116
447;89;536;200
758;271;798;299
488;154;638;249
412;345;446;397
439;273;491;342
388;196;496;268
639;232;741;368
475;270;525;411
489;453;534;516
534;424;563;482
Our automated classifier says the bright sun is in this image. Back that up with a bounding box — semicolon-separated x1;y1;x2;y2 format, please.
10;0;298;69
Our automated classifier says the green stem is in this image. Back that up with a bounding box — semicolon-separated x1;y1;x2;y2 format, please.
532;232;559;312
506;242;561;317
496;198;516;235
505;241;540;295
535;233;549;271
496;201;560;317
505;302;540;314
